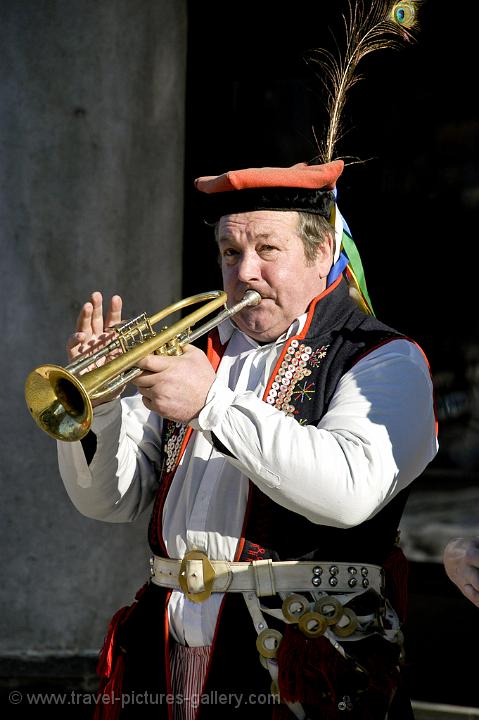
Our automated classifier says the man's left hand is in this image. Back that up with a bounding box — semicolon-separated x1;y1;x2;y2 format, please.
132;345;216;424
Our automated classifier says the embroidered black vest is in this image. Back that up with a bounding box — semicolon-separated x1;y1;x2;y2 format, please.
148;277;411;572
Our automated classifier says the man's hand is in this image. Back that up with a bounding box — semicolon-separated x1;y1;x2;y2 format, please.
443;537;479;608
132;344;216;424
67;291;123;406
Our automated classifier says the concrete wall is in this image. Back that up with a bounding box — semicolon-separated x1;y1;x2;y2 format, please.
0;0;186;658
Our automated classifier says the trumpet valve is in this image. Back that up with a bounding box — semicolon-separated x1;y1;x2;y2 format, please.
116;313;156;351
155;337;184;356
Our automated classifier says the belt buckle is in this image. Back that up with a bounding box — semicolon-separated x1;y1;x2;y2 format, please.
179;550;215;604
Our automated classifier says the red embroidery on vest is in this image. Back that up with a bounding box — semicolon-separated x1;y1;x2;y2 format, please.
245;542;266;562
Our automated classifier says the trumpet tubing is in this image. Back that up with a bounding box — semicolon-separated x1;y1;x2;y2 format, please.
25;289;261;442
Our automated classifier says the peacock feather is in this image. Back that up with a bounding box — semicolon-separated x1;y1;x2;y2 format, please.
314;0;423;315
312;0;422;164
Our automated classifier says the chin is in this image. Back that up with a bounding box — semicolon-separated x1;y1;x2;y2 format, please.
236;310;284;342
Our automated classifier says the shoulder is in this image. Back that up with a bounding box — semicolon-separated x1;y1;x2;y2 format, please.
353;337;430;369
345;338;434;396
329;338;436;439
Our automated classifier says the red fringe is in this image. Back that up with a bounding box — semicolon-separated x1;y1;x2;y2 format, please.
96;604;130;680
93;653;125;720
275;625;399;719
277;624;346;707
382;546;409;623
93;583;148;720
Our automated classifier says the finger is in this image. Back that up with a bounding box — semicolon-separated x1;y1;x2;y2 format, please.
136;354;171;373
463;584;479;608
465;564;479;590
67;331;86;351
106;295;123;329
136;384;156;405
76;302;94;336
141;394;156;412
66;331;87;358
465;542;479;567
90;291;104;336
131;369;160;388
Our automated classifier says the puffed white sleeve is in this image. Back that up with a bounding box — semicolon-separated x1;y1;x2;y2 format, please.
194;339;438;528
57;393;163;522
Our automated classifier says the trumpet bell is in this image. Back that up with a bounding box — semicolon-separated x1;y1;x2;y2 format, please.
25;364;93;442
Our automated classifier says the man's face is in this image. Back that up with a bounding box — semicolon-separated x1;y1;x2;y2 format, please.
218;210;333;343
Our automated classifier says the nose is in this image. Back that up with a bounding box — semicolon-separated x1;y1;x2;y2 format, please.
236;250;262;284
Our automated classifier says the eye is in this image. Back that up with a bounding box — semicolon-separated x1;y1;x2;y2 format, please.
221;247;240;264
258;244;278;256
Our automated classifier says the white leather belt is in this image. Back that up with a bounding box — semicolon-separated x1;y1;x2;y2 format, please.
150;551;384;604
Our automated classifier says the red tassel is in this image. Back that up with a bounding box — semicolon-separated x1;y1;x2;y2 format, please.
96;605;130;680
93;583;148;719
382;546;409;623
274;622;401;719
277;624;347;706
93;653;125;720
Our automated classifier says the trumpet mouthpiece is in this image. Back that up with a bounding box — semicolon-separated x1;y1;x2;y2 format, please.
243;290;262;306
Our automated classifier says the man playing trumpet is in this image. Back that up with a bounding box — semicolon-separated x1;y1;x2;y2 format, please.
58;159;437;719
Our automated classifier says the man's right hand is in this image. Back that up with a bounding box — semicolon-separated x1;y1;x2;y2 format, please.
67;291;123;406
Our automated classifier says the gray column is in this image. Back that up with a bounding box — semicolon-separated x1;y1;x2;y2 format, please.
0;0;186;658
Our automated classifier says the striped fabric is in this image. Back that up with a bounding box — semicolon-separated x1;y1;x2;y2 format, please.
170;642;211;720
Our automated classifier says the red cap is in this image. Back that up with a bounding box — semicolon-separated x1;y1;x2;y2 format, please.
194;160;344;222
195;159;344;193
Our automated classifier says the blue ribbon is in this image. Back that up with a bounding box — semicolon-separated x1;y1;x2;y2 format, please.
326;251;349;287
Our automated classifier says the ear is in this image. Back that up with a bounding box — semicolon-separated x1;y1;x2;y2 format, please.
317;234;335;279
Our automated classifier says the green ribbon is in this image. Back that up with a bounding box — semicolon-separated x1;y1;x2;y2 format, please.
342;230;374;316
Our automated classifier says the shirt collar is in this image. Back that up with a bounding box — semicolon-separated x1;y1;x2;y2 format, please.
217;313;308;349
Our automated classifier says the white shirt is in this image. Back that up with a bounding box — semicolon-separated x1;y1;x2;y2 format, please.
57;317;437;646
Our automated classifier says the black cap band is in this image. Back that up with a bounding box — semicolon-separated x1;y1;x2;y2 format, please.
201;187;335;224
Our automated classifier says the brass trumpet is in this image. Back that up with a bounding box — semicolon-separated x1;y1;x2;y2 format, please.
25;289;261;442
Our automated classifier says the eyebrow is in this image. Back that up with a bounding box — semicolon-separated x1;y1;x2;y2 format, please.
255;232;276;241
218;231;278;244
